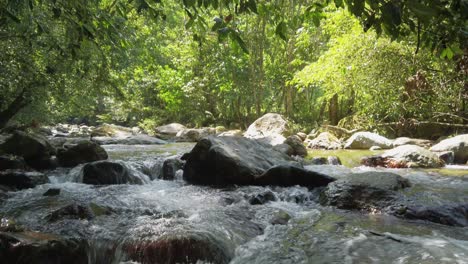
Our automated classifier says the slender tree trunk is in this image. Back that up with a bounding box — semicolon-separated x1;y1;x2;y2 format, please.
329;93;339;125
0;89;29;129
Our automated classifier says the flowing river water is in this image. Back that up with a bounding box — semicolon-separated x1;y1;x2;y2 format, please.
1;143;468;263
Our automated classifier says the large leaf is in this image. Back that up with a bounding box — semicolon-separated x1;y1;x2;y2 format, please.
334;0;344;8
406;2;437;21
275;21;288;41
230;30;249;54
345;0;365;17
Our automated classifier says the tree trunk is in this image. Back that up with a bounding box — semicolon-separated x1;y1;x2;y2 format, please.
0;89;29;129
329;93;339;125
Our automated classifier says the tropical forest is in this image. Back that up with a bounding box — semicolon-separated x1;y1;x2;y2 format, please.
0;0;467;263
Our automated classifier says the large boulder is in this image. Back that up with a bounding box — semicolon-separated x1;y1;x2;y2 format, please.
0;170;49;190
175;128;216;142
320;172;410;211
81;161;146;185
244;113;290;146
392;137;433;148
255;165;336;188
57;141;108;167
0;131;56;170
183;136;335;187
344;132;393;149
395;203;468;227
123;231;232;264
155;123;187;140
0;231;87;264
362;145;444;168
0;155;28;171
430;134;468;164
307;132;342;150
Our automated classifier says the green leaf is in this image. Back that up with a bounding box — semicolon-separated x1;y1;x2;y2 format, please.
248;0;258;14
275;21;288;41
334;0;344;8
406;2;437;21
230;30;249;54
4;9;21;23
185;18;195;29
183;0;196;8
345;0;364;17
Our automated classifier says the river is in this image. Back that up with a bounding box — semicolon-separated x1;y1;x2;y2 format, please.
1;143;467;263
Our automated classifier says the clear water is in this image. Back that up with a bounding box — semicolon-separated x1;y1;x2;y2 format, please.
1;144;467;263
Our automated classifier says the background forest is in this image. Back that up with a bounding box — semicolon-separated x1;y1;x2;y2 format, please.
1;0;467;138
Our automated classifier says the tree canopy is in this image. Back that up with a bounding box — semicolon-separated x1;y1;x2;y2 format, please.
1;0;467;137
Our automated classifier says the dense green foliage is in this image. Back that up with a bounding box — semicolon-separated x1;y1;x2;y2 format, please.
1;0;466;136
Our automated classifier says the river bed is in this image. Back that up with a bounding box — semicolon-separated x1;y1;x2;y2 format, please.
1;144;467;263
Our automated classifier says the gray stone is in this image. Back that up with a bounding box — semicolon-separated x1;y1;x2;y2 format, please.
430;134;468;164
175;128;216;142
155;123;187;139
183;136;335;187
0;170;49;190
244;113;290;146
284;135;307;157
57;141;108;167
393;137;433;148
307;132;342;150
344;132;393;149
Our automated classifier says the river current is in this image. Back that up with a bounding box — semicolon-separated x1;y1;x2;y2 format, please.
1;143;467;263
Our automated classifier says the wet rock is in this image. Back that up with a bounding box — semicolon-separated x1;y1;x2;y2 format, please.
0;170;49;190
273;143;293;156
392;137;433;148
155;123;187;140
307;132;342;150
362;145;444;168
46;203;94;222
0;231;87;264
284;135;307;157
0;218;24;232
306;156;341;166
308;157;328;165
244;113;290;146
183;136;297;185
247;190;277;205
320;172;410;211
430;134;468;164
57;141;108;167
344;132;393;149
437;151;454;164
81;161;144;185
43;188;61;196
175;128;216;142
255;165;336;188
0;155;28;171
161;157;185;180
183;136;332;187
124;233;232;264
92;134;166;145
395;203;468;227
269;210;291;225
0;131;56;170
